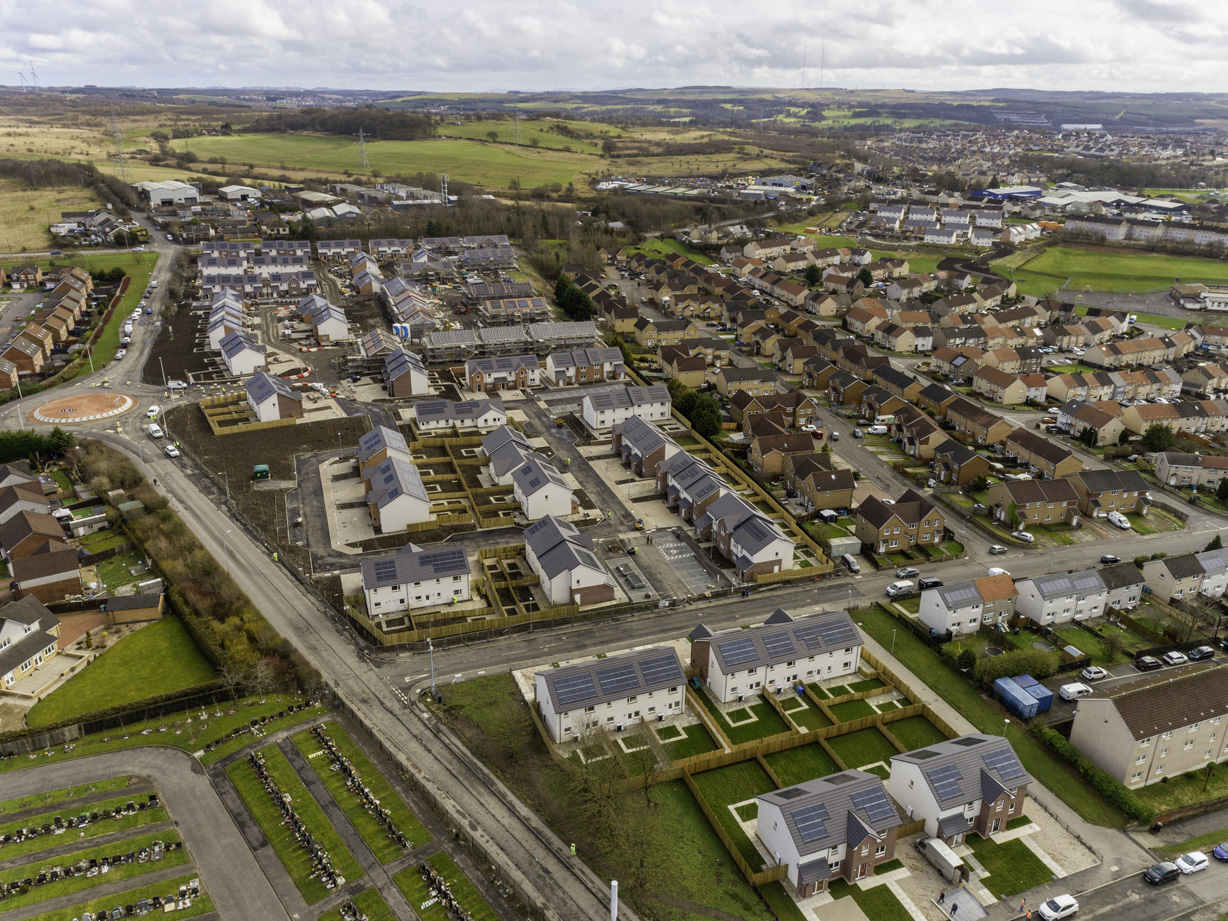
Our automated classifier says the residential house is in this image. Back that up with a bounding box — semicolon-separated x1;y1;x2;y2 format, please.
715;367;778;399
1;337;44;376
412;398;508;433
695;493;796;581
1098;562;1146;612
986;479;1079;528
534;646;685;743
612;417;682;478
0;597;61;691
854;490;946;554
383;348;431;398
465;354;540;392
545;348;625;386
947;398;1012;445
219;331;267;377
1141;554;1206;603
785;453;855;512
633;317;693;349
1003;428;1084;479
729;391;819;428
917;383;959;418
659;346;708;388
1153;451;1228;491
972;367;1027;405
244;372;303;423
512;455;577;521
896;409;951;460
1064;470;1149;519
750;433;817;477
11;546;81;604
690;609;862;703
523;515;616;607
888;735;1031;845
581;386;671;431
0;483;49;526
363;455;432;533
482;425;536;486
360;543;471;618
919;574;1018;637
1058;401;1125;447
0;510;68;561
1014;569;1108;625
873;366;923;403
1069;667;1228;787
931;441;990;487
757;772;902;897
1181;362;1228;398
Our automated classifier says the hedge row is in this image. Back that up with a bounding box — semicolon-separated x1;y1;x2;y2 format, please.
1032;725;1154;825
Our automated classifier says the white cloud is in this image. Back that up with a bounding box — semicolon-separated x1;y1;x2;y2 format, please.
0;0;1224;92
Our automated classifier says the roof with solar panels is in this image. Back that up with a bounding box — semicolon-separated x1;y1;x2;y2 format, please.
536;647;685;713
701;609;862;674
757;770;902;855
891;734;1032;808
360;542;469;590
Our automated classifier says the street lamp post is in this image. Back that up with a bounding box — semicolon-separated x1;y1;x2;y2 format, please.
891;629;897;655
217;470;230;503
337;433;343;453
159;356;167;391
223;529;232;573
1002;718;1010;737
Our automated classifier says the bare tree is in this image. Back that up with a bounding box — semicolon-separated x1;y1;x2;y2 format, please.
487;698;534;765
218;663;245;701
610;795;671;894
248;657;277;703
561;725;623;839
1101;630;1125;664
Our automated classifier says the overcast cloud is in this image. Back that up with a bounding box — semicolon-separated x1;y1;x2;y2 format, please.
1;0;1225;94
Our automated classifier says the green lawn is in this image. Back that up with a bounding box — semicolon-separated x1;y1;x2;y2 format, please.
318;889;399;921
628;237;714;264
850;678;886;693
171;133;596;189
394;863;454;921
765;743;840;787
26;617;216;727
291;722;432;862
441;117;613;154
662;722;719;760
786;695;833;731
1134;763;1228;815
830;700;877;722
850;883;914;921
852;606;1125;827
691;761;777;870
428;852;501;921
19;874;212;921
1155;825;1228;860
226;747;363;904
67;252;158;370
0;830;187;913
827;728;899;769
759;881;809;921
885;715;950;751
994;244;1228;297
1006;814;1034;831
95;549;149;590
696;690;791;745
967;835;1055;897
0;776;131;815
0;794;168;862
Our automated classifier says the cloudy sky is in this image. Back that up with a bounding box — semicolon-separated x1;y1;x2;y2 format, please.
2;0;1226;94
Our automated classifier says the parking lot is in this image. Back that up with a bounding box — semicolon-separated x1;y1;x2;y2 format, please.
652;530;731;593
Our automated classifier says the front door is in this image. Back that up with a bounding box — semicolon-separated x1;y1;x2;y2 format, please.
990;818;1001;835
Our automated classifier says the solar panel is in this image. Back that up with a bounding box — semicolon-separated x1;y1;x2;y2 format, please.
910;749;940;760
639;654;682;686
553;673;598;707
983;747;1026;781
372;560;399;582
775;787;807;801
793;803;830;844
596;663;640;697
719;636;759;667
762;631;796;661
850;788;895;825
940;583;982;607
926;765;964;801
951;737;985;748
823;772;858;785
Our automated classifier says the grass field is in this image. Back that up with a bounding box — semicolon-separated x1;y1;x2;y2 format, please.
291;721;432;862
427;852;501;921
0;794;169;862
691;761;777;870
20;873;213;921
26;617;216;727
765;743;839;787
994;245;1228;296
1155;825;1228;860
0;776;132;815
696;690;791;745
49;250;158;372
170;133;596;189
829;700;877;722
0;179;102;253
967;835;1055;897
827;728;899;768
852;605;1124;827
628;237;715;264
885;715;949;751
319;888;398;921
440;117;619;155
784;695;833;731
0;830;187;913
227;746;363;904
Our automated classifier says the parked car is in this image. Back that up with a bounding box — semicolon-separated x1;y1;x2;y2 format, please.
1189;646;1215;661
114;349;126;361
1011;530;1035;543
852;428;864;438
1100;554;1120;564
1135;655;1162;672
164;444;180;458
987;544;1008;555
1081;665;1109;681
896;567;920;579
1211;841;1228;861
1161;650;1189;666
918;576;944;590
1037;894;1079;921
885;580;915;598
1176;852;1208;874
830;431;839;442
1143;862;1180;885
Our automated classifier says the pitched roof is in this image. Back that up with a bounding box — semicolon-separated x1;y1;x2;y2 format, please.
892;734;1032;808
356;425;410;463
1098;562;1146;590
1067;469;1148;494
757;770;901;858
537;646;685;713
512;454;571;498
583;385;670;411
1006;428;1077;466
102;593;162;612
360;542;469;590
0;510;65;550
705;610;862;674
11;546;79;583
1157;553;1206;580
1023;569;1106;601
1107;667;1228;740
523;515;609;582
997;478;1077;506
244;371;299;406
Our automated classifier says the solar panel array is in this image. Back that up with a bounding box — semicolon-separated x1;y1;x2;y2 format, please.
794;803;830;844
926;765;964;801
719;636;759;667
775;787;807;801
795;617;860;652
951;737;985;748
983;747;1026;781
596;663;640;697
762;631;796;661
910;749;940;760
823;772;858;785
850;788;896;825
372;559;399;582
639;654;683;687
554;673;598;707
939;582;983;608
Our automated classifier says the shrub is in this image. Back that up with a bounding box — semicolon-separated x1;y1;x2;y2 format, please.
973;648;1059;685
1032;726;1154;824
957;648;977;672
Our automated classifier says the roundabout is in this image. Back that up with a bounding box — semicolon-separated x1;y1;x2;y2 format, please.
31;391;138;424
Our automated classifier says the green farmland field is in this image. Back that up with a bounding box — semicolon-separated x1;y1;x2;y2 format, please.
994;245;1228;296
170;133;596;189
439;118;623;155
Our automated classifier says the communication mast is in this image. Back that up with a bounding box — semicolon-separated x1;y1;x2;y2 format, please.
357;128;369;170
440;174;449;206
110;107;130;184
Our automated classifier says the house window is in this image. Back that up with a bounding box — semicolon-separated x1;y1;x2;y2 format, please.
830;861;842;873
1191;723;1200;732
1163;731;1173;739
585;706;595;713
1136;755;1147;764
1185;741;1194;750
875;845;887;858
1008;802;1016;814
1131;772;1143;783
1155;766;1164;776
1160;748;1168;758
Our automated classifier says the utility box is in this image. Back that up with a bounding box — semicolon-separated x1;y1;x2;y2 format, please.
252;464;270;481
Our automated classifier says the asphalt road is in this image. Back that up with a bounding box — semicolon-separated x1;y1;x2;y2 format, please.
1;748;289;921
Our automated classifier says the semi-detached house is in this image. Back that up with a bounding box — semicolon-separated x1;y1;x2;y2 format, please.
360;543;471;618
919;575;1017;637
1014;569;1108;625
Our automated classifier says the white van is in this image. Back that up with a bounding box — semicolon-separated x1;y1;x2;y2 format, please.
986;567;1010;578
146;405;160;420
866;425;889;435
147;423;164;439
841;553;861;574
1059;682;1093;702
873;414;896;426
885;580;915;598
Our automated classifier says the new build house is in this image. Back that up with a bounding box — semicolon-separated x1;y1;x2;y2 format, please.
534;646;685;743
581;386;671;431
359;543;470;618
523;515;616;607
919;575;1018;637
1014;569;1108;625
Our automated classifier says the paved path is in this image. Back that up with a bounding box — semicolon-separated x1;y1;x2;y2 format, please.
0;748;289;921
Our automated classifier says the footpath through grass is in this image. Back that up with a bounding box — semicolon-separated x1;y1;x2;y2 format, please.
0;793;169;862
853;606;1125;826
20;873;212;921
227;745;363;904
27;617;217;727
291;721;432;863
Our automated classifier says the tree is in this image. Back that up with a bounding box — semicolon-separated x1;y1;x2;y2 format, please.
689;400;721;437
1207;534;1225;552
857;267;874;288
1117;429;1130;446
486;131;499;143
1102;630;1125;664
1140;423;1175;453
1080;426;1098;448
804;264;823;286
487;698;534;765
1217;479;1228;504
956;648;977;672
